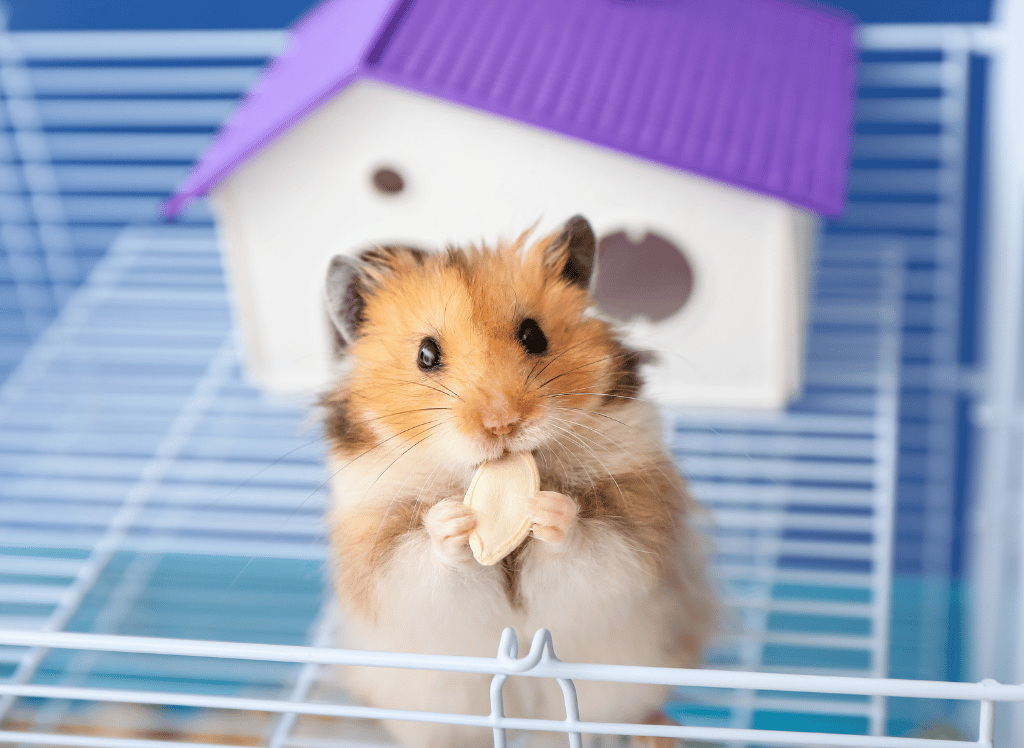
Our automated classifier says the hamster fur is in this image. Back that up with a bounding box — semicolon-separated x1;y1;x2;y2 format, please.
320;216;718;748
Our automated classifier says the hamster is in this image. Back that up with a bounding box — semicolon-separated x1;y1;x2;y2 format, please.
320;216;718;748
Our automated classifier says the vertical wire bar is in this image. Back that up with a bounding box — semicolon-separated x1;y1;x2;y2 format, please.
490;628;518;748
964;3;1024;746
489;673;510;748
987;5;1024;747
534;630;582;747
729;476;783;736
913;39;970;700
265;605;339;748
978;688;996;748
867;242;906;736
0;15;51;336
553;676;582;748
0;9;78;306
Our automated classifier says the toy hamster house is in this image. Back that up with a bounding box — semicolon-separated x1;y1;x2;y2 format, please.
165;0;857;410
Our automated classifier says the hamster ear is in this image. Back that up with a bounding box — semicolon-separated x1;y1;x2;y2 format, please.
544;215;598;292
325;254;366;346
325;245;426;346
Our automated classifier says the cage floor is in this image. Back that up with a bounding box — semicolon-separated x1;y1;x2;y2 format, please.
0;224;904;746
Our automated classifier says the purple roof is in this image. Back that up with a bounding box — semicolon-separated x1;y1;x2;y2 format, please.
165;0;857;218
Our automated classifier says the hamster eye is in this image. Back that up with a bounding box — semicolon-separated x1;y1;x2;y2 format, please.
417;337;442;371
517;318;548;356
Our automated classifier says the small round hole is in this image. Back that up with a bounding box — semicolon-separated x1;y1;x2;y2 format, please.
372;167;405;195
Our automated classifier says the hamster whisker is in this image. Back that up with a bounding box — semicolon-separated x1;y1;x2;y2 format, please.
365;418;453;493
324;417;449;509
284;417;446;532
363;419;455;547
546;426;601;496
546;415;633;471
406;427;460;534
553;406;710;519
557;412;678;508
550;405;637;432
408;462;448;534
539;436;573;486
426;379;464;402
546;420;623;502
546;413;618;449
545;402;679;502
524;353;547;387
525;334;610;387
212;435;323;506
344;405;454;430
351;418;446;461
373;428;454;553
547;416;635;500
545;389;644;402
538;352;632;389
547;412;641;464
549;407;676;485
369;377;464;402
549;417;680;534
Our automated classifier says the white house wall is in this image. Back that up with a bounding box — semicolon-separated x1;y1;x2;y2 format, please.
212;81;812;409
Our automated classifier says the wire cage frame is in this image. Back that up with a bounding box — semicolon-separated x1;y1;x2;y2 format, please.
0;4;1017;748
0;625;1018;748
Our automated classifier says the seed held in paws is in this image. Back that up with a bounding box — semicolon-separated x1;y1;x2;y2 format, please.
463;452;539;565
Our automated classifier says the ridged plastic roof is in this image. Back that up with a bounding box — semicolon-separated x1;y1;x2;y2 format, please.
166;0;857;218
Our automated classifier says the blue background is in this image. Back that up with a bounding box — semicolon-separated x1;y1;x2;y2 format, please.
0;0;996;30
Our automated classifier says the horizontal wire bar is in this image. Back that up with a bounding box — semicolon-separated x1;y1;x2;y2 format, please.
9;30;286;59
286;738;400;748
0;629;1019;702
0;733;234;748
724;597;873;616
0;706;980;748
686;693;876;717
28;66;262;95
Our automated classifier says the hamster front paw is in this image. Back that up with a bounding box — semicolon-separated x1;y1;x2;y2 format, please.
528;491;578;545
423;499;477;565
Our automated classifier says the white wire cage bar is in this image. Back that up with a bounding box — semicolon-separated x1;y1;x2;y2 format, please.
0;626;1015;748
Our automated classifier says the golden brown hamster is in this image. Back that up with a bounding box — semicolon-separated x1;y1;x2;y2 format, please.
321;216;718;748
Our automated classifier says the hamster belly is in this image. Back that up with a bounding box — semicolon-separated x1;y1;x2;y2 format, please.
338;531;525;748
515;519;691;729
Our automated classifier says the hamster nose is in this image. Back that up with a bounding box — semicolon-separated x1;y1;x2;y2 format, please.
481;396;521;437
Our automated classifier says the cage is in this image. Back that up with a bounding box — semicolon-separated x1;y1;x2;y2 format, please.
0;2;1021;747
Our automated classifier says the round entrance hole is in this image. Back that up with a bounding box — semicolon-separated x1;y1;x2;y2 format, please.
372;167;405;195
591;230;695;323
